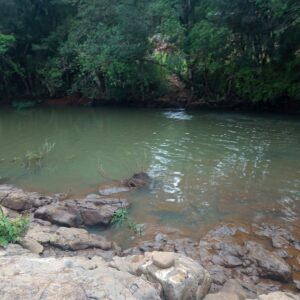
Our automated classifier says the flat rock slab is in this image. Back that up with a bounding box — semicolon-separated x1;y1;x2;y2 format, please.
0;255;162;300
257;291;300;300
25;222;114;252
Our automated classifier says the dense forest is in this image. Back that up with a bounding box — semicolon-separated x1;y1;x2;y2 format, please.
0;0;299;107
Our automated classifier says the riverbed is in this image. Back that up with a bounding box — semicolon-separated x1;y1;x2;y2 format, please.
0;107;299;246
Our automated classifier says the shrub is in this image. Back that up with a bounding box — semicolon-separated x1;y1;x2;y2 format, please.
111;208;144;236
0;207;29;247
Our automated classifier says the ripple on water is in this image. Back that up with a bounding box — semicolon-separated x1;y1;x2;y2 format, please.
163;110;193;120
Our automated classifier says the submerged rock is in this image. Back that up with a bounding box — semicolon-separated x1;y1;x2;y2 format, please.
125;172;151;188
98;185;132;196
34;194;129;227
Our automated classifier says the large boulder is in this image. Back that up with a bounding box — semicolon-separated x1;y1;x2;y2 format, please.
0;185;56;212
139;252;211;300
34;194;129;227
111;251;211;300
0;255;162;300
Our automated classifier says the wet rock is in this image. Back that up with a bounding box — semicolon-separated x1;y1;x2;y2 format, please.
34;204;79;227
0;185;57;212
25;222;114;252
245;241;292;282
257;291;300;300
255;224;296;249
124;233;200;260
139;252;211;300
0;255;162;300
223;254;243;267
0;176;10;184
34;194;129;227
125;172;151;188
152;251;175;269
199;224;296;297
99;185;132;196
275;249;289;259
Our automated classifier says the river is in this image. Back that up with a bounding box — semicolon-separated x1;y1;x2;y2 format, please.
0;107;299;246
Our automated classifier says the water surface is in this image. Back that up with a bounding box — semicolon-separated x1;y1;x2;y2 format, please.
0;107;299;245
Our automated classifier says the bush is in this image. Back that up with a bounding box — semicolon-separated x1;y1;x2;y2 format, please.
0;207;29;247
111;208;144;236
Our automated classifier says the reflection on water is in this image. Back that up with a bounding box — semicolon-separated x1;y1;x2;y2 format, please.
0;107;299;244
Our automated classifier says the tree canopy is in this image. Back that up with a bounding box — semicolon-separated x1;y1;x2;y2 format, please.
0;0;299;105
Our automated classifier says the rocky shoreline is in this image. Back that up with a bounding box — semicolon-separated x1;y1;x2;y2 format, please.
0;180;299;300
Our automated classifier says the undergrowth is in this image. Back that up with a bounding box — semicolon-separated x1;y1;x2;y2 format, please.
111;208;144;236
0;207;29;247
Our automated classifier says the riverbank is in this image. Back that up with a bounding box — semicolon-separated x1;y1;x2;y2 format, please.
0;182;299;299
2;93;300;114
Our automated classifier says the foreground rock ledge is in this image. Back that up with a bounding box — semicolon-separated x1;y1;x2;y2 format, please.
0;251;211;300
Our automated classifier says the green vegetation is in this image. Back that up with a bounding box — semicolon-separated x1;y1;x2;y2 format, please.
23;139;55;169
0;207;29;247
111;208;129;227
111;208;144;236
0;0;299;107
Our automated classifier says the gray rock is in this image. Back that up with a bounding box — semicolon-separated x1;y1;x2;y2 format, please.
294;280;300;291
111;252;211;300
204;293;241;300
257;291;300;300
0;244;35;257
245;241;292;282
221;279;247;299
99;185;132;196
25;222;113;252
34;194;129;227
0;185;57;212
0;255;162;300
19;237;44;254
125;172;151;188
152;251;175;269
139;252;211;300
